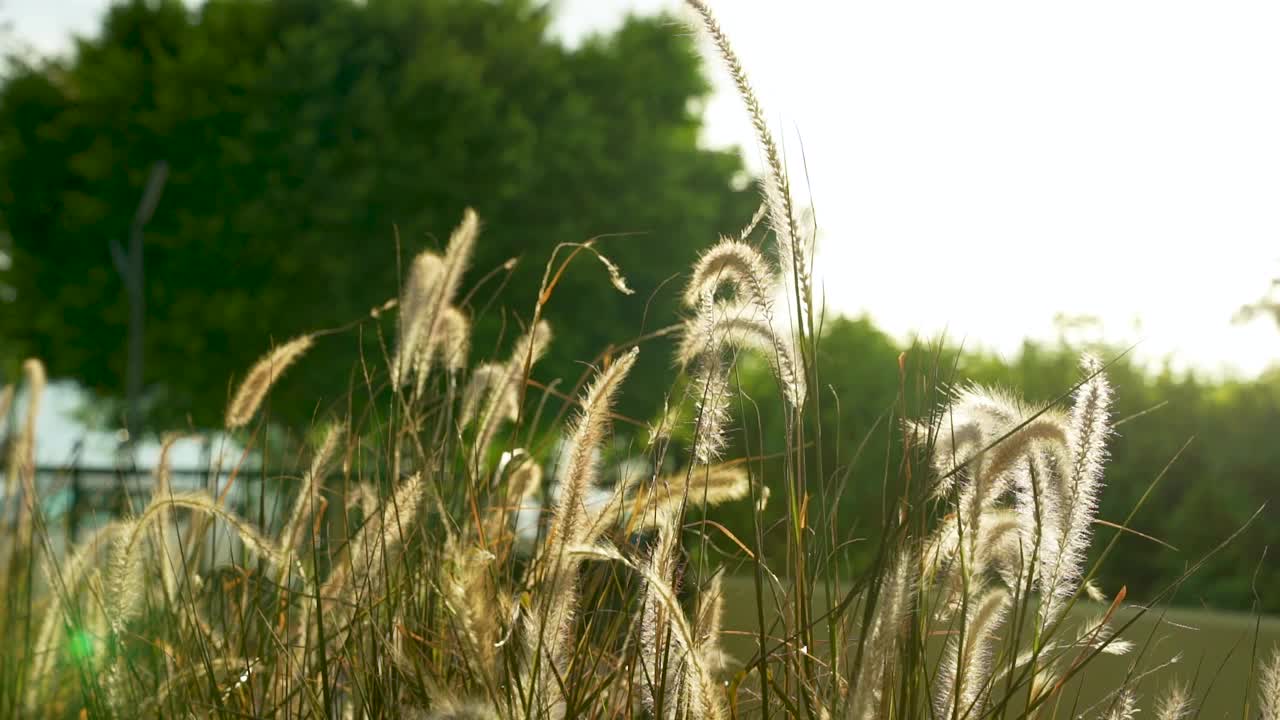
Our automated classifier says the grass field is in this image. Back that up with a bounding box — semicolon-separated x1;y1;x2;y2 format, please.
719;575;1280;718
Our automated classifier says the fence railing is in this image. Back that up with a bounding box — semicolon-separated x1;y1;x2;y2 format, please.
9;465;263;565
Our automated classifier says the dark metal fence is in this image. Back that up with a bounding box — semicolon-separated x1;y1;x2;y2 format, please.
14;464;260;564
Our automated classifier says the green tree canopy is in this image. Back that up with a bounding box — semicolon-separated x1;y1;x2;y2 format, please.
0;0;757;429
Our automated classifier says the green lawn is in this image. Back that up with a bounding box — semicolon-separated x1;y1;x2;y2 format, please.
718;575;1279;718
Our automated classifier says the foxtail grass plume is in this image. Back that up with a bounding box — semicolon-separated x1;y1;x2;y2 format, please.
684;237;776;312
523;348;637;718
464;321;552;469
849;548;917;720
27;521;130;710
585;242;635;296
225;334;313;429
19;358;44;462
1007;614;1134;709
440;535;504;680
317;472;426;649
345;481;381;520
1154;684;1192;720
678;287;805;468
580;463;750;550
683;0;809;307
1260;647;1280;720
1104;689;1139;720
411;304;471;395
436;306;470;373
393;209;479;392
424;698;501;720
1044;353;1112;620
331;471;425;588
637;508;723;720
625;464;749;532
103;523;145;633
394;250;445;385
544;348;640;552
693;571;729;674
422;207;477;331
461;364;511;427
915;355;1113;631
933;588;1010;720
677;301;805;408
688;334;733;466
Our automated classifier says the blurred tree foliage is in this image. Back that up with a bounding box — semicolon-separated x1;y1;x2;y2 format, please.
719;317;1280;612
0;0;757;428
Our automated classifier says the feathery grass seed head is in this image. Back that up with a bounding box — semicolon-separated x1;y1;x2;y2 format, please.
226;335;313;429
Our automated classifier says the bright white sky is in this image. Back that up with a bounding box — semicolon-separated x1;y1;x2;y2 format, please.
8;0;1280;380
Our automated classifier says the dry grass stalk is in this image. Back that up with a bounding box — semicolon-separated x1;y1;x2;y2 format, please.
131;491;288;569
693;571;729;674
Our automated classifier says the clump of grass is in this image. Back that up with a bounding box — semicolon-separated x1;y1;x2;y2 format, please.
3;3;1275;718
